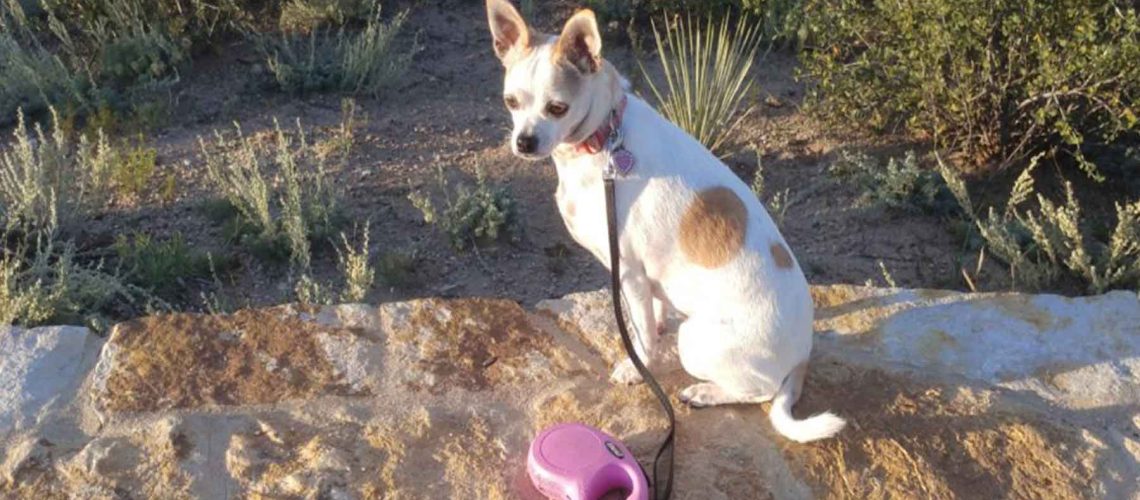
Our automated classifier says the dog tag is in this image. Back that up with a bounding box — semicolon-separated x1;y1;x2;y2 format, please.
610;148;636;176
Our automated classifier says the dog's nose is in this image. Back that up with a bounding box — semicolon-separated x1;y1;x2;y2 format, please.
515;134;538;154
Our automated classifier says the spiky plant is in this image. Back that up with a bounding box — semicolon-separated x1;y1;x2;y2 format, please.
640;14;763;155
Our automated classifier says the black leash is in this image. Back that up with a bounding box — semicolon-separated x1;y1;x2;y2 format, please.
603;175;675;500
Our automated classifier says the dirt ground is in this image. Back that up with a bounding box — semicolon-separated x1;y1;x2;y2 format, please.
32;0;1011;316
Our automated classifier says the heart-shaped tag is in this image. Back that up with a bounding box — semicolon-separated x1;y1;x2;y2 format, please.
610;149;636;176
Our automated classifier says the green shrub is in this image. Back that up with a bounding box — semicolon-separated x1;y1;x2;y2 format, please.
314;97;360;162
376;249;417;287
738;0;803;47
640;13;763;155
801;0;1140;179
200;119;342;267
584;0;801;45
110;136;157;201
114;232;214;298
829;150;959;215
1;228;155;327
1;0;252;120
0;32;87;121
257;8;415;97
582;0;639;24
409;166;520;250
940;155;1140;293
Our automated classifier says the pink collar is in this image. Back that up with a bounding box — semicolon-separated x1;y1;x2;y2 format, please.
574;95;628;155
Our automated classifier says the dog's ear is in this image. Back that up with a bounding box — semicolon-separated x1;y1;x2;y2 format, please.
555;9;601;74
486;0;530;64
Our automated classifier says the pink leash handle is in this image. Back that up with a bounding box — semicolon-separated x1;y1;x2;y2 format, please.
528;423;650;500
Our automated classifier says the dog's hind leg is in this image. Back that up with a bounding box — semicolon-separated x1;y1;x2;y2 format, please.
676;314;777;407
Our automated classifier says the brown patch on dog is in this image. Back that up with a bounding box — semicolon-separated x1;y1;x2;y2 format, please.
679;187;748;268
771;242;795;269
565;201;576;218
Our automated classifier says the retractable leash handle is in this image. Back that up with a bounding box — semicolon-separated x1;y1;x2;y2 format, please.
603;150;676;500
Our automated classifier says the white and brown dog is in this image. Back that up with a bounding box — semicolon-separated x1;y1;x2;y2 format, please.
486;0;845;442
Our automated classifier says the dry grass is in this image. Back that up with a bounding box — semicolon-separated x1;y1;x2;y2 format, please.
336;223;374;303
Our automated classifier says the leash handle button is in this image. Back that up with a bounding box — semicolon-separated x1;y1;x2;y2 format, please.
605;441;625;458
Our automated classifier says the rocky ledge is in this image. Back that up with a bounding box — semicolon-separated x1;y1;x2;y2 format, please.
2;286;1139;499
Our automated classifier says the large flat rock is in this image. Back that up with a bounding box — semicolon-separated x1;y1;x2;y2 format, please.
0;325;102;437
2;286;1138;498
812;285;1140;409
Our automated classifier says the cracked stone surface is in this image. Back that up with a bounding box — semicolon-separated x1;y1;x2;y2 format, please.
2;286;1138;498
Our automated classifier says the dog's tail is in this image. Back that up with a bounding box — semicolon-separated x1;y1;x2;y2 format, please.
768;362;846;443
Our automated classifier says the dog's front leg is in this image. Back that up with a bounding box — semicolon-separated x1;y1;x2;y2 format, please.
609;263;657;385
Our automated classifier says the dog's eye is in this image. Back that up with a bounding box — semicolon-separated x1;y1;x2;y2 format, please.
545;101;569;117
504;95;520;110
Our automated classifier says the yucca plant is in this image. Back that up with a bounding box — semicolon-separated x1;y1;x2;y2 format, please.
640;14;763;156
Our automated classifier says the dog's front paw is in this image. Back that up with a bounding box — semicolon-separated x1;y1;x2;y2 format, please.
609;359;643;385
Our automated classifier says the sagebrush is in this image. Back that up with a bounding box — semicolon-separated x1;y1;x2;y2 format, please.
939;155;1140;293
409;165;520;250
829;150;958;215
200;119;341;266
0;225;156;327
110;136;157;201
258;8;415;97
0;108;113;234
0;0;261;124
335;223;374;302
279;0;374;33
0;30;87;120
